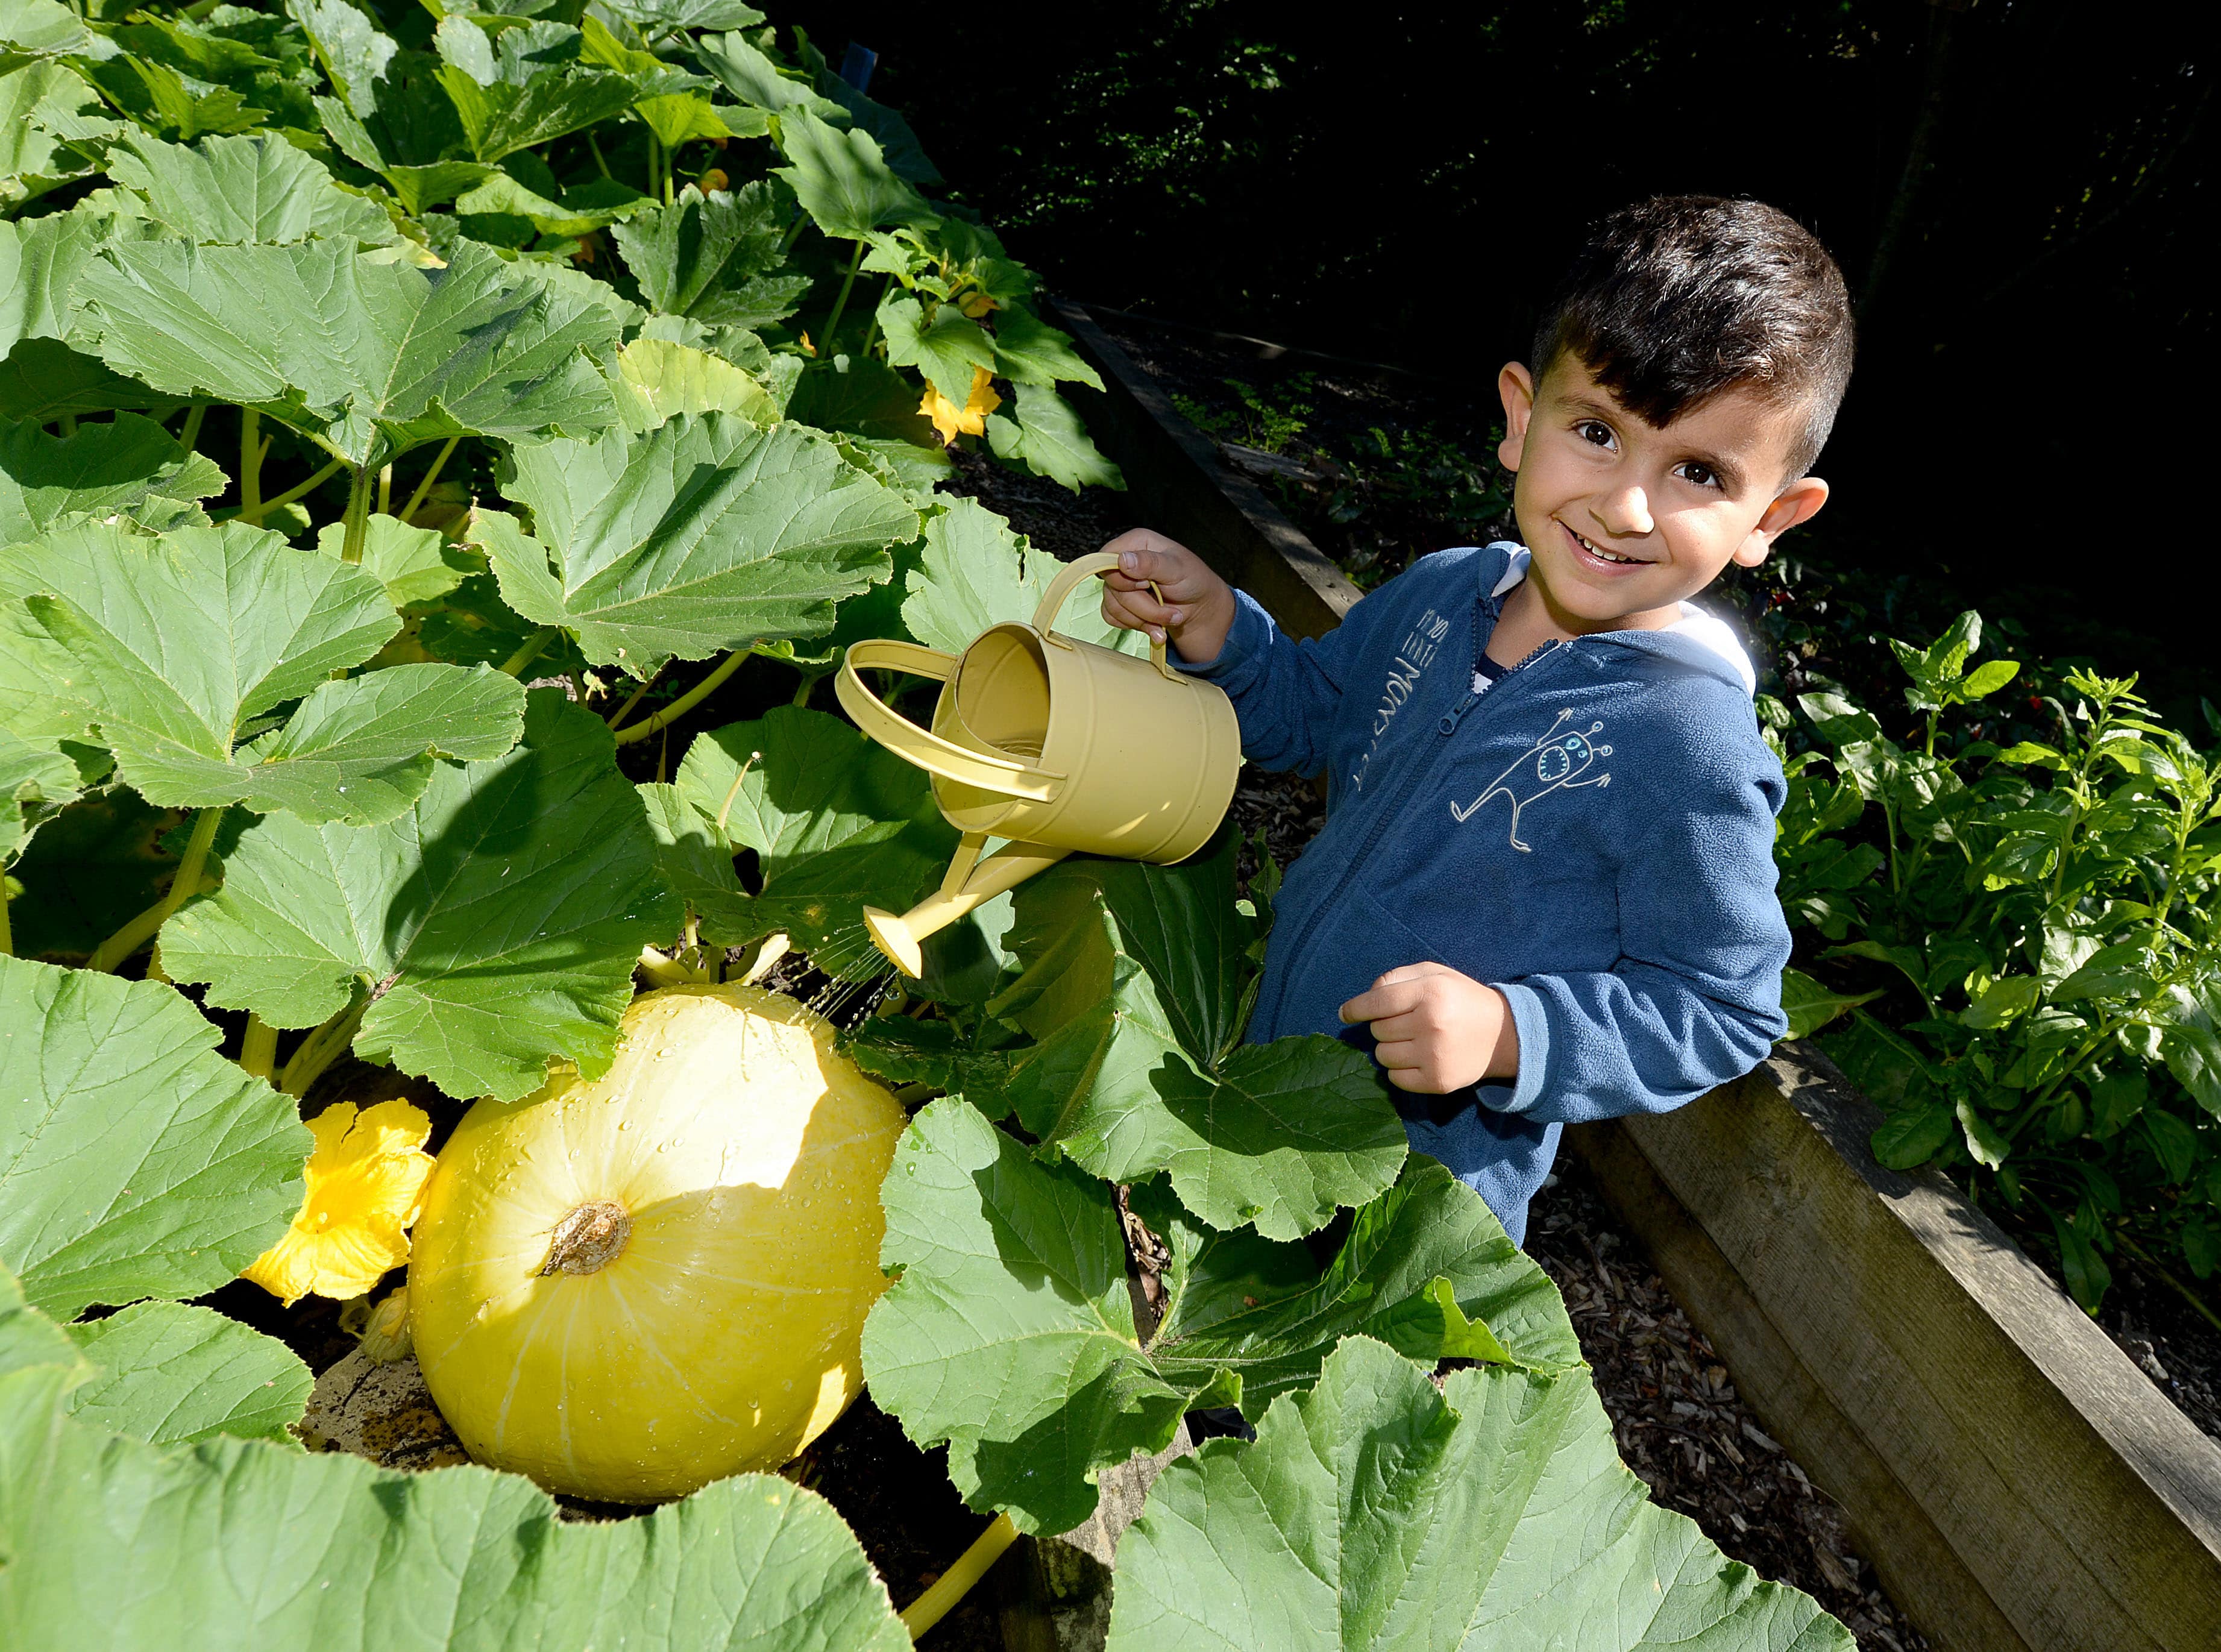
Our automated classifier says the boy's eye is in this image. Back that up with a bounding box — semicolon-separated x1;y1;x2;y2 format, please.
1676;460;1721;489
1575;419;1614;447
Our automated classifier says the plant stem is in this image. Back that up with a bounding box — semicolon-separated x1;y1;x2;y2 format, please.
59;413;77;437
281;999;365;1099
178;403;207;450
605;664;662;731
781;212;810;256
500;627;558;677
586;130;612;179
648;130;665;204
399;436;460;525
340;464;377;564
0;877;12;957
237;1014;278;1081
239;407;263;523
857;273;896;359
2115;1230;2221;1335
89;806;223;972
899;1513;1017;1641
821;239;865;353
612;647;749;746
225;456;346;524
377;462;392;517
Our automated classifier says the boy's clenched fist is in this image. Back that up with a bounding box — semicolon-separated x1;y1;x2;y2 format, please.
1340;963;1521;1094
1094;528;1239;667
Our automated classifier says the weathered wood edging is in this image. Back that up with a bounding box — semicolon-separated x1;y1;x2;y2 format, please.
1048;300;2221;1652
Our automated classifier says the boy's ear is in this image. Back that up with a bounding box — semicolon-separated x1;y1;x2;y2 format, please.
1497;362;1536;471
1732;475;1830;567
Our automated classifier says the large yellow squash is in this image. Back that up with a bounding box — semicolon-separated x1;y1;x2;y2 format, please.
407;983;906;1502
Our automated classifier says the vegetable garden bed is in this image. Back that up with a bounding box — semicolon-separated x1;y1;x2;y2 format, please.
0;5;1868;1650
1051;300;2221;1651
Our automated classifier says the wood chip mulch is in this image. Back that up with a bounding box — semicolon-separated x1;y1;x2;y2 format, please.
1526;1160;1929;1652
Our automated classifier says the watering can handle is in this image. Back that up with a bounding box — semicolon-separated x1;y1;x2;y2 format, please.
836;639;1066;802
1032;551;1180;682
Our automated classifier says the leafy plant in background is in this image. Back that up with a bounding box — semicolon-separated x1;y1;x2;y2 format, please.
1774;612;2221;1322
0;1;1850;1643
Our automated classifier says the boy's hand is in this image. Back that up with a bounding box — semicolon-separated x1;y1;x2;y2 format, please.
1095;529;1238;667
1340;963;1521;1094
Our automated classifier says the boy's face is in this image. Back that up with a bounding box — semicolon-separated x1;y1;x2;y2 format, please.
1495;353;1829;634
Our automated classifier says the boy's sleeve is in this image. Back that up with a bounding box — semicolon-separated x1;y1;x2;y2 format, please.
1479;730;1791;1127
1181;586;1393;777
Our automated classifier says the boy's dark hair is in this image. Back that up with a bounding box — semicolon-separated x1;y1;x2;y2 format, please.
1531;196;1854;479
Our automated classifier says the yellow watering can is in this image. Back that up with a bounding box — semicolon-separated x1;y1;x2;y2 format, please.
835;550;1242;976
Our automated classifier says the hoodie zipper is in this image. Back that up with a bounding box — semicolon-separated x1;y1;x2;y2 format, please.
1258;614;1574;1035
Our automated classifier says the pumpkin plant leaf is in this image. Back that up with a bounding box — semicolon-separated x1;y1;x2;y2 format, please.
988;837;1406;1240
772;105;934;240
162;693;681;1104
63;1299;312;1447
0;411;227;548
985;383;1123;493
472;412;915;675
863;1102;1566;1536
0;955;310;1320
0;196;162;357
0;1279;911;1650
313;513;474;611
0;787;177;963
876;292;996;408
0;338;189;424
0;727;81;863
694;30;844;120
106;131;400;248
432;23;640;164
1106;1336;1853;1652
666;705;954;971
611;181;814;330
2;521;521;824
605;0;767;31
69;238;629;470
612;336;781;432
988;303;1103;392
0;60;113;213
900;496;1140;656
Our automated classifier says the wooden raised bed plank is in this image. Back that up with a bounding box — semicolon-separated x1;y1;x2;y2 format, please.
1574;1047;2221;1652
1046;297;1362;639
1048;303;2221;1652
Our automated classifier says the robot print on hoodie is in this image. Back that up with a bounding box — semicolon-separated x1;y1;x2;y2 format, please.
1450;708;1612;851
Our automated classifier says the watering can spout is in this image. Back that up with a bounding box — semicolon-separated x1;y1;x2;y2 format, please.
864;835;1072;977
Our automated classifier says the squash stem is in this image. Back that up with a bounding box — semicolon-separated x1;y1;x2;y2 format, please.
605;661;664;731
87;806;223;972
398;436;460;525
0;877;13;956
900;1513;1017;1641
612;647;750;746
239;407;262;523
234;456;346;523
237;1013;278;1081
500;627;558;677
820;239;865;353
178;403;207;450
340;464;377;564
281;999;365;1099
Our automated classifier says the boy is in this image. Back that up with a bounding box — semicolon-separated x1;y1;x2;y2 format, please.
1097;195;1852;1244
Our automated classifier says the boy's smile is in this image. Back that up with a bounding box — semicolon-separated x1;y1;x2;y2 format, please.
1491;355;1830;647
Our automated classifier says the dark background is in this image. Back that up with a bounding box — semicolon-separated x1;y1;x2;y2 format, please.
790;0;2213;675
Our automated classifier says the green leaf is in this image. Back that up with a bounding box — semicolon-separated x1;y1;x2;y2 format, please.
989;838;1406;1239
5;521;518;824
71;239;628;470
0;1280;911;1650
0;1265;78;1383
2161;1020;2221;1117
285;0;397;110
2054;941;2158;1005
0;197;157;357
901;496;1139;656
611;335;780;432
0;727;79;862
985;383;1123;493
64;1300;311;1446
0;955;309;1319
772;105;934;240
694;30;844;119
878;292;996;404
107;131;398;248
605;0;766;30
1871;1104;1955;1169
611;180;814;330
0;339;186;425
436;52;639;164
162;692;681;1102
2140;1108;2197;1186
1106;1336;1852;1652
0;412;226;548
0;787;176;961
989;303;1103;391
2050;1210;2111;1311
665;706;953;971
313;512;473;610
451;171;653;237
862;1101;1571;1535
0;60;111;212
1955;1097;2009;1169
1777;966;1882;1040
785;352;935;444
1960;657;2022;700
474;413;914;674
1960;975;2041;1029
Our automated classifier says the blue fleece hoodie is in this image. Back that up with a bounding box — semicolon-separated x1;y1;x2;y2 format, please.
1181;541;1791;1243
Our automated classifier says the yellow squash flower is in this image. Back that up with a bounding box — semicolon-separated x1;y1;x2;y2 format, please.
920;366;1002;445
243;1100;437;1307
958;290;999;319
